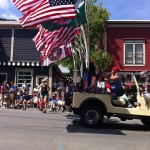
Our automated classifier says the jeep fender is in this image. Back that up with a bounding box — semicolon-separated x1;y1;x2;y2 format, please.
79;98;107;115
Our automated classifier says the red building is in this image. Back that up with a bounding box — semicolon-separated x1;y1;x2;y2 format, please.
105;20;150;74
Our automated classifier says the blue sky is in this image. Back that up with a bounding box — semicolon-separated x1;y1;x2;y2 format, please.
0;0;150;20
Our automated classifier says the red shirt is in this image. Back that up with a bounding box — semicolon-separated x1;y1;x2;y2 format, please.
106;83;111;91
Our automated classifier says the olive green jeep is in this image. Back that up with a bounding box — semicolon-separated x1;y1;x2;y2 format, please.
72;75;150;128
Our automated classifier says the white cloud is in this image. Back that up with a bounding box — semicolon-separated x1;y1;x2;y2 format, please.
0;0;22;20
0;0;10;10
1;13;19;20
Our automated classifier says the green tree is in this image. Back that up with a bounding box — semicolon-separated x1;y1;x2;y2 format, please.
57;57;74;74
87;1;112;70
91;50;112;70
87;1;110;51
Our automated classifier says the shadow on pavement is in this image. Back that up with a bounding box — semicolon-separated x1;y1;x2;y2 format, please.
65;114;149;135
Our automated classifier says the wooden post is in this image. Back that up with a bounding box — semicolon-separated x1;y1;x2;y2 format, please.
48;64;52;95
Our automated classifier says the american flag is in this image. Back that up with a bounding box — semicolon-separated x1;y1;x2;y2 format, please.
33;25;80;60
33;25;60;51
43;27;80;58
18;0;77;28
33;25;49;51
33;34;46;51
33;25;80;53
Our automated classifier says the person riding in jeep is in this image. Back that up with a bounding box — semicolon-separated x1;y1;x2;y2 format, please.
107;66;132;108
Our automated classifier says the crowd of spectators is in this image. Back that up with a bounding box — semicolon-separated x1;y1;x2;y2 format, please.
0;65;149;112
0;78;75;113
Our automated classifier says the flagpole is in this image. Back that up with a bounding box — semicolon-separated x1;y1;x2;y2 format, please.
78;33;84;78
87;22;90;69
86;0;90;69
75;29;86;78
81;25;89;69
80;56;84;78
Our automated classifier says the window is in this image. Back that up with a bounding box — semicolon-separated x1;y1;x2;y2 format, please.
124;40;145;65
16;69;33;94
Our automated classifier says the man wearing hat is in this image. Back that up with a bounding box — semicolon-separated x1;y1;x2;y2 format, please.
107;66;132;108
106;66;122;97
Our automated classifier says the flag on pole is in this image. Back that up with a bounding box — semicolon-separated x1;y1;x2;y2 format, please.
33;25;53;51
41;27;80;58
42;0;87;31
33;25;80;61
44;44;73;66
18;0;77;28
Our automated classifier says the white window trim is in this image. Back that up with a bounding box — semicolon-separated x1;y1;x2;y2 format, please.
123;41;145;66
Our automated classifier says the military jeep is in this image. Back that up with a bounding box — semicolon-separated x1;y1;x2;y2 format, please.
72;75;150;128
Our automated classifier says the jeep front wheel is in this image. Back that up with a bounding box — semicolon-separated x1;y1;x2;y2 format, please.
141;118;150;128
80;105;103;128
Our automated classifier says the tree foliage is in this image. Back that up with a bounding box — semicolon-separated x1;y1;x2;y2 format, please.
91;50;112;70
57;57;74;73
87;1;112;70
58;0;112;73
87;1;110;51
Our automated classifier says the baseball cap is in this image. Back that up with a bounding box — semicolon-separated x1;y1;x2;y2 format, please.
113;66;120;72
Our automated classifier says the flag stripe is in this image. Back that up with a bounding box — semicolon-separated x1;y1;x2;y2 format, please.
13;0;43;15
33;25;55;51
20;13;76;28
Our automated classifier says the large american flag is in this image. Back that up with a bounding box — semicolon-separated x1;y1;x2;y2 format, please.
42;27;80;58
15;0;77;28
33;25;80;60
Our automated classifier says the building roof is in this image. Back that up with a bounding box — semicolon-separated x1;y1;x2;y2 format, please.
1;20;150;28
106;20;150;27
0;21;21;28
0;21;34;28
107;20;150;23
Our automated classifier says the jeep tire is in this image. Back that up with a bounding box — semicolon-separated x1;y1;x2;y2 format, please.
141;118;150;128
80;105;104;128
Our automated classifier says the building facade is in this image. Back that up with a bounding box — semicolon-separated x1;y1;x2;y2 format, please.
105;20;150;73
102;20;150;84
0;21;63;94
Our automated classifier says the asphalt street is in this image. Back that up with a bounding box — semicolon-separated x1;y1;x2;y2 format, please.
0;108;150;150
